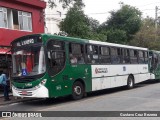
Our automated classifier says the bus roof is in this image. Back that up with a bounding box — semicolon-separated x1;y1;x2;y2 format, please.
11;33;148;51
89;40;148;50
42;34;148;51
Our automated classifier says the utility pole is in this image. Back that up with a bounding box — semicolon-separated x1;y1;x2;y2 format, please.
155;6;159;41
155;6;158;30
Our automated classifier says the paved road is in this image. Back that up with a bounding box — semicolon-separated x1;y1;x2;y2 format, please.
0;80;160;120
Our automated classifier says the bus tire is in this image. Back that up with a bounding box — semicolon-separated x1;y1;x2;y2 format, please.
127;75;134;89
72;81;84;100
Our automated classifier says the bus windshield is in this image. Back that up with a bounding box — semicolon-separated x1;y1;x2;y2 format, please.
12;45;46;77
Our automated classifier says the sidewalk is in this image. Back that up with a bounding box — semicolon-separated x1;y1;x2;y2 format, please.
0;92;36;106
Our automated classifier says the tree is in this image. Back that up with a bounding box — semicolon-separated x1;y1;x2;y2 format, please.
59;1;104;40
87;17;100;33
130;17;160;50
59;7;106;40
59;1;90;38
99;4;142;44
107;29;127;44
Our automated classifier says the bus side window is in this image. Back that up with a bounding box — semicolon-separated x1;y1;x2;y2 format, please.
110;47;121;64
144;51;148;63
122;49;130;64
69;43;85;64
138;51;145;64
99;46;110;64
153;53;158;69
86;45;99;64
130;49;138;64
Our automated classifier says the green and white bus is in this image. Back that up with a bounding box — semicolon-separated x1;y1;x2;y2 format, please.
149;50;160;80
11;34;155;100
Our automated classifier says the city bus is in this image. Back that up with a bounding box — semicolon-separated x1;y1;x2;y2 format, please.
10;34;155;100
149;50;160;80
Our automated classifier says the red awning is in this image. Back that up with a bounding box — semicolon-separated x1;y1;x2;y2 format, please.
0;48;11;54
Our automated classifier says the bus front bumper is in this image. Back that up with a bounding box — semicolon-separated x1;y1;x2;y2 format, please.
12;85;49;98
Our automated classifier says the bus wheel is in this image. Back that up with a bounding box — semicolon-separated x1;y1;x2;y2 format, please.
72;81;84;100
127;75;134;89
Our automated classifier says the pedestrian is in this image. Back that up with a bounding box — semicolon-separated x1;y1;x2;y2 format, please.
0;71;10;101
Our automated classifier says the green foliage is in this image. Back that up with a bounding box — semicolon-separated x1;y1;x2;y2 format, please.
59;2;90;38
107;29;127;44
99;4;142;43
59;3;144;46
87;17;100;33
130;17;160;50
59;1;103;40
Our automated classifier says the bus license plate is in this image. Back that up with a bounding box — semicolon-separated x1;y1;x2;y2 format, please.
21;91;28;95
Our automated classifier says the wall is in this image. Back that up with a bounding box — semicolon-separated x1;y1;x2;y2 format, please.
44;0;67;34
0;0;46;46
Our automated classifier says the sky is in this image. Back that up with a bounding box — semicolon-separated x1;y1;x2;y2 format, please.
83;0;160;23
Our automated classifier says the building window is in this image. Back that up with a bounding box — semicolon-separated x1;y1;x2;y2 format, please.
13;9;19;29
19;11;32;31
0;6;32;31
0;7;7;28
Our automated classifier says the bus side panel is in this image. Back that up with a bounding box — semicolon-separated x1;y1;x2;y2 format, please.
91;64;150;91
154;65;160;79
149;51;160;80
48;64;92;98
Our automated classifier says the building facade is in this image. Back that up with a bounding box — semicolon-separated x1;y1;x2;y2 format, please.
44;0;67;34
0;0;46;46
0;0;46;75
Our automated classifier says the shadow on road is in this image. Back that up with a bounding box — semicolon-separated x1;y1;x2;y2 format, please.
22;79;160;106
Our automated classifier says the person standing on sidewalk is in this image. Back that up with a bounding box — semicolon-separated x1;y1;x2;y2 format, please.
0;71;10;101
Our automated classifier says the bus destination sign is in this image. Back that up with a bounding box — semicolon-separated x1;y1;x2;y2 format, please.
16;39;34;46
12;35;42;47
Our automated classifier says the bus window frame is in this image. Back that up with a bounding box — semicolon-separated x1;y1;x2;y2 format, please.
46;39;66;77
138;50;145;64
69;42;85;65
129;49;138;64
99;45;111;64
11;43;47;80
121;48;130;64
85;44;99;65
110;46;122;64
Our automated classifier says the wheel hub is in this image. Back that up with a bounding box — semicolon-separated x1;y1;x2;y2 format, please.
129;78;133;87
74;86;81;95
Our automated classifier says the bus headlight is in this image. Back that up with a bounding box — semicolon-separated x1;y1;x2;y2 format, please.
41;79;47;85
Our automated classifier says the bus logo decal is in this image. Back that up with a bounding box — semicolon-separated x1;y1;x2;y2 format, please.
95;68;108;74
